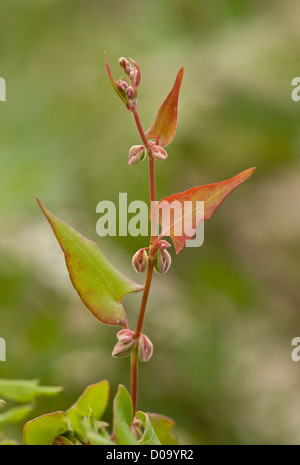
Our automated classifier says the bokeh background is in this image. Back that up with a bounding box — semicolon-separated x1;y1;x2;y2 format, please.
0;0;300;445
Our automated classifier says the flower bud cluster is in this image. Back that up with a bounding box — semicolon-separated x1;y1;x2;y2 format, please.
113;56;141;110
112;329;153;362
118;57;141;88
105;53;141;111
128;141;168;166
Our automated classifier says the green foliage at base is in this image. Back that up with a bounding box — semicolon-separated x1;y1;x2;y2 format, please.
0;378;178;445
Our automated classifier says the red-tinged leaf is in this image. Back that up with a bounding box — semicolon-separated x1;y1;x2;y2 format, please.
147;413;178;445
156;167;256;254
145;67;184;147
36;198;144;327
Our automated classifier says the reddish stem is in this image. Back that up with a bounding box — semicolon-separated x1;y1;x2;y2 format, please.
130;108;157;416
150;232;163;258
132;109;150;148
135;258;155;339
130;347;138;414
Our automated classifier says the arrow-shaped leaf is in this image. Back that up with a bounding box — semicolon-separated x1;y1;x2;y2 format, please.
36;198;144;327
113;385;138;445
145;67;183;147
156;167;256;254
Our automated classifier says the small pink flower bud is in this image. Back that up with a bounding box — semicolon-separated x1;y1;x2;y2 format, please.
151;145;168;161
126;86;135;99
154;248;172;275
129;145;146;166
112;329;136;358
119;57;131;74
128;57;141;87
117;78;129;91
157;240;171;250
126;86;137;110
112;339;136;358
116;328;135;343
138;334;153;362
129;69;138;86
132;248;148;273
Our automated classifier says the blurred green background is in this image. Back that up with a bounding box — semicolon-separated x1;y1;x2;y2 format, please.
0;0;300;445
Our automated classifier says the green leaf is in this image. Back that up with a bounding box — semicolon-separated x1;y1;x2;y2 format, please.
147;413;178;445
0;379;62;403
36;198;144;327
145;67;183;147
113;385;138;445
66;380;109;440
80;417;115;445
23;411;70;445
0;404;33;426
94;419;110;430
136;411;161;445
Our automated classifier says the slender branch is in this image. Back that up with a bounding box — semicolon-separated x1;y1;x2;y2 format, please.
132;108;156;245
150;232;163;258
130;346;138;415
132;109;150;148
148;158;157;247
130;107;157;416
135;258;155;338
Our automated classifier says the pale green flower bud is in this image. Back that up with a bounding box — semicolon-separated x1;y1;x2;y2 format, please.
154;249;172;275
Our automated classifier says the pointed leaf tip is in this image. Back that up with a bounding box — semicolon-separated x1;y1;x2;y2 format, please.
36;198;144;327
104;52;129;108
145;67;184;147
104;51;113;83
